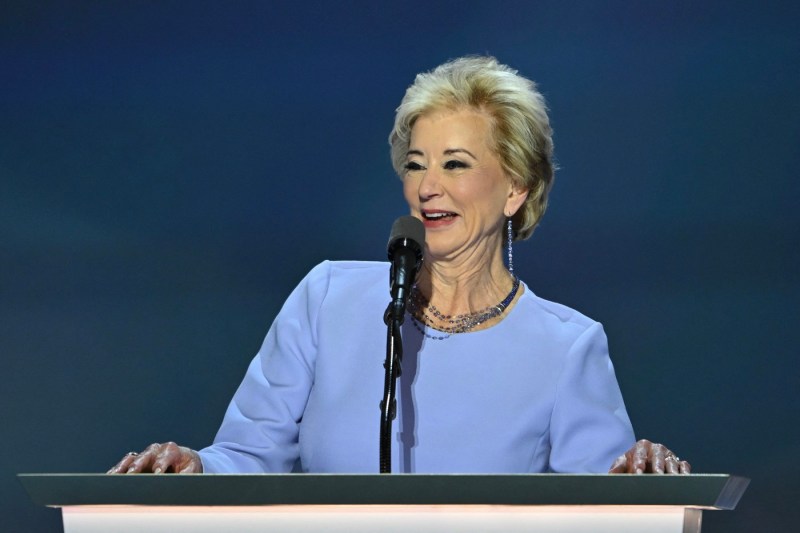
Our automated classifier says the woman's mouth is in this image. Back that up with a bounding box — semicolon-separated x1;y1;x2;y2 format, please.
421;211;458;228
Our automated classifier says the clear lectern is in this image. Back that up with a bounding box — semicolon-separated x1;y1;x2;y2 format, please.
19;473;748;533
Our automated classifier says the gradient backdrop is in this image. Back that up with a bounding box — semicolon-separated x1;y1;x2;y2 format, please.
2;1;798;531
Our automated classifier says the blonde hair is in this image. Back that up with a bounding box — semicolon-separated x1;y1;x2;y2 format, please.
389;56;555;241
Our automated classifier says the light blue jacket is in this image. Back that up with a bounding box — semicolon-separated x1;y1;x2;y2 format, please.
199;261;635;473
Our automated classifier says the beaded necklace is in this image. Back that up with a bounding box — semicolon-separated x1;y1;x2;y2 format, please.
407;275;520;340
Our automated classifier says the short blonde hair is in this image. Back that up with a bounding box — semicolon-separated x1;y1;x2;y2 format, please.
389;56;555;241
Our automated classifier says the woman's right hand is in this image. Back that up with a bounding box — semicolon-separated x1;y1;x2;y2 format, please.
106;442;203;474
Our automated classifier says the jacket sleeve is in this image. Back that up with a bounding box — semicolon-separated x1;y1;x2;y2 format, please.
198;261;331;473
547;321;636;473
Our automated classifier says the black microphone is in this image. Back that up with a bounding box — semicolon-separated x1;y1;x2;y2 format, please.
386;216;425;322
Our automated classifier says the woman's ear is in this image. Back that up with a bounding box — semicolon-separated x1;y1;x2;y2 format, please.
504;181;529;217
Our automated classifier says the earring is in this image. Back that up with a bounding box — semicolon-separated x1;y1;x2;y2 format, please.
507;218;514;273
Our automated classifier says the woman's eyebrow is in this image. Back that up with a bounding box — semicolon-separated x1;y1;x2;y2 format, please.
406;149;424;158
444;148;477;159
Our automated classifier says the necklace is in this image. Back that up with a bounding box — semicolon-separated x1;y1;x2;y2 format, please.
407;275;520;340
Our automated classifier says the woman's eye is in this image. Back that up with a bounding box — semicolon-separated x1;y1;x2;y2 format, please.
443;160;468;170
404;161;424;172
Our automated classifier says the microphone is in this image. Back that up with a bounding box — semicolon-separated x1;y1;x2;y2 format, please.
380;216;424;472
386;216;425;322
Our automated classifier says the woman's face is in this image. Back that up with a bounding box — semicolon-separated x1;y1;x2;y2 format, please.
402;107;527;262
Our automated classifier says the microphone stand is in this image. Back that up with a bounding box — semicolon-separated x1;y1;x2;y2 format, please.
379;304;403;473
380;220;423;474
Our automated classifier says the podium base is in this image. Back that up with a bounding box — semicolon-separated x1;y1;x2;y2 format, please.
62;504;703;533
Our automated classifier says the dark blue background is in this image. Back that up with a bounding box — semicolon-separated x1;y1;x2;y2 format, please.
2;1;798;531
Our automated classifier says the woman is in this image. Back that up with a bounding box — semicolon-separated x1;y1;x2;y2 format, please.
110;56;689;475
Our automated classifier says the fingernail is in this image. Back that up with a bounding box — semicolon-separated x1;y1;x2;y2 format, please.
127;467;134;473
636;468;643;474
154;467;162;474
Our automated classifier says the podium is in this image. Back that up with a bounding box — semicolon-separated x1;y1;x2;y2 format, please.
19;473;748;533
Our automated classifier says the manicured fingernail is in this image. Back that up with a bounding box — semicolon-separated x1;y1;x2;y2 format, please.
636;468;643;474
154;467;162;474
127;467;135;473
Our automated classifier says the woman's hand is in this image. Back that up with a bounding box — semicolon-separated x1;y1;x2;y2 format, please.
608;439;691;474
106;442;203;474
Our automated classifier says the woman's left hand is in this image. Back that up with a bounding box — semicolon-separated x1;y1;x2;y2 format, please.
608;439;691;474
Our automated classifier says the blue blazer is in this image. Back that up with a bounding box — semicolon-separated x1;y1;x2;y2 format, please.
199;261;635;473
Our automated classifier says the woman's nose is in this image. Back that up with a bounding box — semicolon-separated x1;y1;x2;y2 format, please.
418;167;443;200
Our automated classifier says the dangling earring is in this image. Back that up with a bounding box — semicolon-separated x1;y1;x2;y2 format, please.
507;218;514;273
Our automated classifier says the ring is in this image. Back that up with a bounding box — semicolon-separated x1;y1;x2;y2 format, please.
667;454;680;462
127;451;139;457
